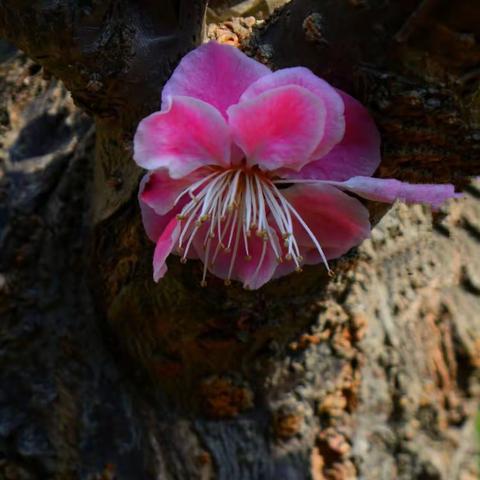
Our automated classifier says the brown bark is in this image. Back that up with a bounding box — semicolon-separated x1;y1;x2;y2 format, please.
0;1;479;479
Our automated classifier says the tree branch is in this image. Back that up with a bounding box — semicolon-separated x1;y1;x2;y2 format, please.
0;0;208;220
248;0;480;184
0;1;207;118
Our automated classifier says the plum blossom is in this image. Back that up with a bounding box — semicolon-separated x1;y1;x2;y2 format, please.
134;41;457;289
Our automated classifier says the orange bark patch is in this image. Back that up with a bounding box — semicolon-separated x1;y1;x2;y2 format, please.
273;411;304;439
199;376;254;418
289;331;330;351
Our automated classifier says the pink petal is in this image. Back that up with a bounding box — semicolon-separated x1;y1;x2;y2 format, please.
140;169;195;216
235;233;279;289
228;85;326;172
162;41;271;118
153;217;181;282
240;67;345;158
193;223;278;289
138;171;192;242
140;201;170;243
330;176;458;209
290;91;381;181
282;183;371;260
271;183;371;281
138;174;175;242
134;96;231;178
139;175;202;260
270;260;295;281
140;201;176;243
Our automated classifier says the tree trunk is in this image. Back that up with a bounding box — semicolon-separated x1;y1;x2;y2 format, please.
0;1;479;479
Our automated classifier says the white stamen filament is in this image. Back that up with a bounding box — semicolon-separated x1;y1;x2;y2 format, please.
175;167;332;287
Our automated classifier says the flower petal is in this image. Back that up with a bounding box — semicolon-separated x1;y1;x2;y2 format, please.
140;200;174;243
140;168;210;216
228;85;326;172
235;233;279;289
193;222;278;289
140;170;192;216
290;91;381;181
138;173;176;242
162;41;271;118
330;176;458;209
282;183;371;260
134;96;231;178
138;170;197;242
153;217;181;282
241;67;345;158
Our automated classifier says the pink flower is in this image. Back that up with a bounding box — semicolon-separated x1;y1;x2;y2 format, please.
134;42;457;289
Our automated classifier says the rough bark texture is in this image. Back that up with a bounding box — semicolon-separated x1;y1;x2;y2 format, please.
0;1;479;479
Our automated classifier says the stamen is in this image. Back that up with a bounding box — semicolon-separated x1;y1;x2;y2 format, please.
254;175;267;234
227;211;242;283
242;222;250;259
174;167;332;286
211;209;235;264
173;171;219;206
181;225;199;261
248;238;267;289
178;201;202;249
226;208;239;252
282;196;331;274
202;237;212;286
223;170;241;216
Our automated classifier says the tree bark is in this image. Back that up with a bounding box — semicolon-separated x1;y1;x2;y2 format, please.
0;1;479;479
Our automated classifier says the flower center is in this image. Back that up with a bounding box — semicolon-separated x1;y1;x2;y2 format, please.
174;167;332;288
